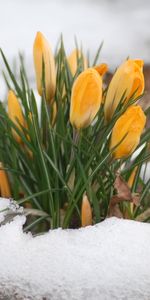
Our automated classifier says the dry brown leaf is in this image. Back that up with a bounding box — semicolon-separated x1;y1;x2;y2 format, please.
108;174;140;218
114;173;132;200
132;193;140;206
108;196;122;218
136;208;150;222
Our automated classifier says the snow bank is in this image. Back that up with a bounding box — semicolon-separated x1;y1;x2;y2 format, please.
0;198;150;299
0;198;10;222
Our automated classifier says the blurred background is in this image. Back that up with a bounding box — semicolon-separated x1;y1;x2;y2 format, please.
0;0;150;97
1;0;150;63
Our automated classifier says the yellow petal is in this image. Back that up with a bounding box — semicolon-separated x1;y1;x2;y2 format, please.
68;49;87;76
94;63;108;76
128;70;144;99
33;32;56;103
0;162;11;198
128;167;138;188
81;194;92;227
110;105;146;159
70;68;102;129
134;59;144;70
51;101;57;126
8;90;25;144
104;59;145;122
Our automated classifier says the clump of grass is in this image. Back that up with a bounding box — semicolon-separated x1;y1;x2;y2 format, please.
0;34;149;233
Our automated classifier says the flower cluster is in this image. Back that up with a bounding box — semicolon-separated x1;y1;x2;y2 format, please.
33;32;145;158
0;32;149;230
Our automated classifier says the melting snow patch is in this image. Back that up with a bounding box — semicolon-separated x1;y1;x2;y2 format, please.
0;198;150;299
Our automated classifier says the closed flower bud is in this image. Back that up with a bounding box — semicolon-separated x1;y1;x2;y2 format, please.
128;166;138;188
0;162;11;198
33;32;56;102
110;106;146;159
68;49;87;76
104;59;144;122
51;101;57;126
8;90;25;144
94;63;108;76
81;194;92;227
70;68;103;129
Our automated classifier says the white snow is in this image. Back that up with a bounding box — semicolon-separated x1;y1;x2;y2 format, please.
132;146;150;183
0;198;150;299
141;163;150;183
0;198;10;222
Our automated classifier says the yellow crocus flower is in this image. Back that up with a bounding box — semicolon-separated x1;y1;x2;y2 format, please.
104;59;144;122
70;68;103;129
33;32;56;103
81;194;92;227
110;105;146;159
128;166;138;188
8;90;25;144
0;162;11;198
51;101;57;126
94;63;108;76
67;49;87;76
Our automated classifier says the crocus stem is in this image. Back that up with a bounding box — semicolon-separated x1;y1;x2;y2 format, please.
70;128;79;161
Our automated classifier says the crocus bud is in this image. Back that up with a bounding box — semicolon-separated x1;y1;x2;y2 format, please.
94;63;108;76
33;32;56;102
8;90;25;144
67;49;87;76
128;166;138;188
104;59;144;122
51;101;57;126
110;106;146;159
81;194;92;227
0;162;11;198
70;68;103;129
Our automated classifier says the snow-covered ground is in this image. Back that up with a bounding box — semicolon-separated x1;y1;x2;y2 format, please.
0;198;150;300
